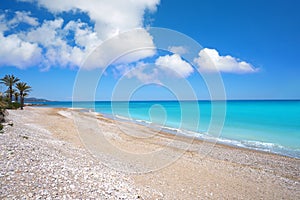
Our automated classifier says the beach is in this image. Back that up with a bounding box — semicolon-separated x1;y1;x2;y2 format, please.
1;107;299;199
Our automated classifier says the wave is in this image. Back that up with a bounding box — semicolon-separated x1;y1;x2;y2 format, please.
237;140;300;158
109;114;300;159
114;114;132;121
192;132;300;159
136;119;152;124
114;115;154;126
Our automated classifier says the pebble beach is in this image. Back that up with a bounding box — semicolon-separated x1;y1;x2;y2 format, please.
0;107;299;199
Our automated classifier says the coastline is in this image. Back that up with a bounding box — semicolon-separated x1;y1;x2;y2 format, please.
30;100;300;159
35;104;297;160
1;107;299;199
105;112;299;160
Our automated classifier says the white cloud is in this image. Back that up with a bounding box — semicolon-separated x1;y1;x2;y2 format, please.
0;12;41;69
167;46;188;55
0;14;8;32
1;11;39;31
194;48;258;73
10;18;101;70
23;18;64;47
115;54;195;83
19;18;83;69
19;0;160;40
8;11;39;27
122;62;160;84
64;20;101;50
194;48;259;73
0;33;42;69
19;18;154;70
114;54;195;84
0;0;160;69
83;28;155;69
155;54;194;78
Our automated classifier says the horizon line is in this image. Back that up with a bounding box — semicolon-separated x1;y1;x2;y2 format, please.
28;99;300;102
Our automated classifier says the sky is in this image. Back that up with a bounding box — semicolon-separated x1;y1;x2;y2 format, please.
0;0;299;101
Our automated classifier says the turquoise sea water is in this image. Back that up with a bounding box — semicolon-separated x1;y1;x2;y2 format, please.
37;100;300;158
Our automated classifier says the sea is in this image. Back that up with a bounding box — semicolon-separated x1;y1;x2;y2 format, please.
34;100;300;159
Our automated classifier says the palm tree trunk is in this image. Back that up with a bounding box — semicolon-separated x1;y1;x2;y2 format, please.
20;92;24;110
20;97;24;110
9;85;13;102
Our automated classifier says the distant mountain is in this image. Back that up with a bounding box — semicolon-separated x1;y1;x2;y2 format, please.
24;97;51;102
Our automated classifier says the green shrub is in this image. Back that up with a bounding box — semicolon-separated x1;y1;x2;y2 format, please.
6;102;21;109
0;100;7;109
0;123;3;131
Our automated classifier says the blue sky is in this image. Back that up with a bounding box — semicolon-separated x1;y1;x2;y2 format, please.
0;0;299;100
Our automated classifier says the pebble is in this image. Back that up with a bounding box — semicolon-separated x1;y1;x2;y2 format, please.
0;111;142;199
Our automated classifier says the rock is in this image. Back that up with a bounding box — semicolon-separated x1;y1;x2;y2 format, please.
0;109;144;199
28;192;33;197
70;184;75;190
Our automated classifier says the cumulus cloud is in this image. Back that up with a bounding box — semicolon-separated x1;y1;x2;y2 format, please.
18;0;160;40
0;0;160;69
64;20;100;50
83;28;155;69
114;54;194;84
0;14;8;32
0;16;100;70
0;11;42;69
120;62;160;84
167;46;188;55
23;18;64;47
0;11;39;32
155;54;194;78
194;48;258;73
0;33;42;69
8;11;39;27
22;19;154;70
17;18;88;69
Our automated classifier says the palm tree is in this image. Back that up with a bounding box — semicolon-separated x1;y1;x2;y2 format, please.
5;89;17;102
16;82;31;110
14;92;20;103
0;75;20;102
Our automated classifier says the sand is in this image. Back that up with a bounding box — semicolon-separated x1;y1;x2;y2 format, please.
1;107;299;199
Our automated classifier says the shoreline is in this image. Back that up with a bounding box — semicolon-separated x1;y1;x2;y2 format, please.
115;114;300;160
1;107;299;199
34;104;300;160
102;110;299;161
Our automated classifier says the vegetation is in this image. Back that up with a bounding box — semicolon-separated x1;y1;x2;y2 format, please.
0;99;7;124
16;82;31;110
0;98;7;108
0;75;20;102
14;91;19;102
6;102;21;109
0;74;32;126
